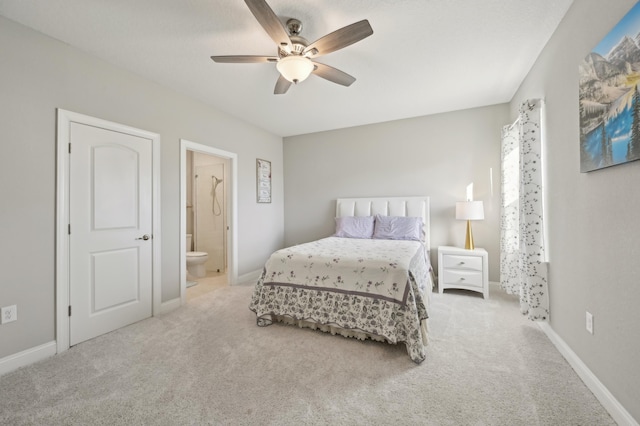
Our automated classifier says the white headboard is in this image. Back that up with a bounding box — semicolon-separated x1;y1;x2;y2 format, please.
335;196;431;248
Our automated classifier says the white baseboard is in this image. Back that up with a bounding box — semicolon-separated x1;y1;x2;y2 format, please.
0;341;56;377
538;322;638;426
159;297;181;315
237;269;262;285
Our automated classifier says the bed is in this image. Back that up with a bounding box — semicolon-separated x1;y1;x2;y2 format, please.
249;197;433;363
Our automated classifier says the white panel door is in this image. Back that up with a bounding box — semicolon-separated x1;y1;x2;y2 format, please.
69;122;153;346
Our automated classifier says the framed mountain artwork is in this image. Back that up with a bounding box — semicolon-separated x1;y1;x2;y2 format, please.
579;1;640;172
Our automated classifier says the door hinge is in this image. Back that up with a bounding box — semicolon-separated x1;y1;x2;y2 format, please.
68;305;72;317
68;224;71;235
68;143;71;154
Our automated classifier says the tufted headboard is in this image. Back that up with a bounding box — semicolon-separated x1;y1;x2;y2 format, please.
335;196;431;248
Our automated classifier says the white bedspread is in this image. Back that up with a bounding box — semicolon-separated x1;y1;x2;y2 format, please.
262;237;428;305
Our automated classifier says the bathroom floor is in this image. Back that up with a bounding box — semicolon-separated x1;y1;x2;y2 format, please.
186;271;228;302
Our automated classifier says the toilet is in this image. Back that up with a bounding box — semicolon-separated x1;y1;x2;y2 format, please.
186;234;209;279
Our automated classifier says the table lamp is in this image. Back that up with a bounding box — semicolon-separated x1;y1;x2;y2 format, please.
455;201;484;250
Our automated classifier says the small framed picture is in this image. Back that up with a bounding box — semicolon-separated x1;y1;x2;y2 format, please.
256;158;271;203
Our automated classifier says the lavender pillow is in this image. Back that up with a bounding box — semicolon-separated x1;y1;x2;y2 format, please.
334;216;375;239
373;215;423;241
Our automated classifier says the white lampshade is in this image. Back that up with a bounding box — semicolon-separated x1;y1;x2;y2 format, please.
455;201;485;221
276;55;314;84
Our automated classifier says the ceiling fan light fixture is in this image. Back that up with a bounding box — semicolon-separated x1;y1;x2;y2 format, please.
276;55;314;84
210;1;373;94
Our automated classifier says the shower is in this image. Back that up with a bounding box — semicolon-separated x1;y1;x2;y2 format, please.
211;175;223;217
191;156;227;274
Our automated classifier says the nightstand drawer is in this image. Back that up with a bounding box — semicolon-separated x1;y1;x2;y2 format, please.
442;254;482;272
442;270;483;288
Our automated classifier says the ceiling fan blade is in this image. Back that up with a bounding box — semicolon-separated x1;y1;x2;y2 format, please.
244;0;291;51
312;62;356;87
274;74;292;94
211;55;278;63
303;20;373;58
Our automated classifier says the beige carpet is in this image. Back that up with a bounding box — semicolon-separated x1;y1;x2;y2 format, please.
0;283;614;425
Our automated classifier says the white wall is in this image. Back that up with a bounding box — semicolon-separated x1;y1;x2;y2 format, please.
283;104;508;280
511;0;640;422
0;16;284;359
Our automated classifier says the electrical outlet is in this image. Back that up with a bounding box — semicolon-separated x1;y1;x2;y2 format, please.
586;311;593;334
1;305;18;324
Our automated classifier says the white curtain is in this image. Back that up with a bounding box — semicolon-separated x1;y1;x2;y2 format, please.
500;123;520;294
500;99;549;321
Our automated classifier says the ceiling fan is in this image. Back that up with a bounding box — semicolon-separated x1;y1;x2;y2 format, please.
211;0;373;94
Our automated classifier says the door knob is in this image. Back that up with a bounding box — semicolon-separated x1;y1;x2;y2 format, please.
136;234;151;241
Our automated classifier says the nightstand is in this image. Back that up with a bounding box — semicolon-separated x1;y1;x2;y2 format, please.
438;246;489;299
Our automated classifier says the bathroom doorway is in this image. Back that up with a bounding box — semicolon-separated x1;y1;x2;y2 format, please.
180;139;238;305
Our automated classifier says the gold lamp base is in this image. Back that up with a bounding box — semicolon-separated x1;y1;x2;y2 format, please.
464;220;475;250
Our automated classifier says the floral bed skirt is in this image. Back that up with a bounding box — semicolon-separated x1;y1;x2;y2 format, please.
249;270;431;363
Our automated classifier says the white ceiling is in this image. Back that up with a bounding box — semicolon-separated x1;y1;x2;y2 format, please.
0;0;573;137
